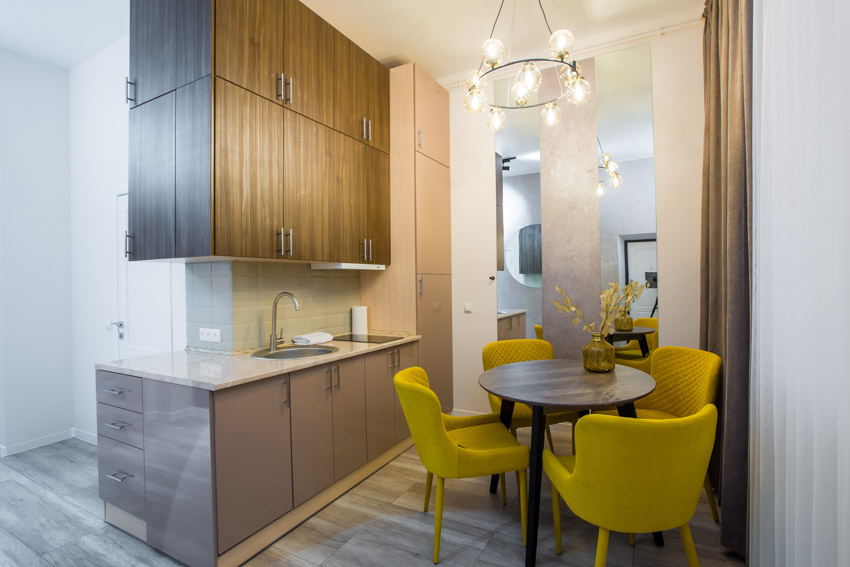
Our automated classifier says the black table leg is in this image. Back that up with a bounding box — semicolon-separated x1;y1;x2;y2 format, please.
638;336;650;357
525;405;546;567
490;400;516;494
617;402;664;547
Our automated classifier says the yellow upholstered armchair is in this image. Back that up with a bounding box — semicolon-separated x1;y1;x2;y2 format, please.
534;324;543;340
482;339;578;451
394;367;529;564
545;404;718;567
613;317;658;373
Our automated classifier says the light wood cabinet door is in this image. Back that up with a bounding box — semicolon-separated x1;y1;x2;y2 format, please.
213;376;292;553
414;64;449;166
290;364;335;506
333;30;371;144
332;357;367;480
283;0;334;126
395;342;418;441
417;274;453;411
415;153;452;274
214;78;284;258
284;109;333;261
365;146;391;265
368;57;390;153
216;0;283;103
333;132;368;262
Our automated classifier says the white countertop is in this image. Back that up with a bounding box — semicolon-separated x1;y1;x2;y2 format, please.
497;309;528;320
95;334;420;391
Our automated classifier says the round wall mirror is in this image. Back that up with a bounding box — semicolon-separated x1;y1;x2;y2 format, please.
505;224;542;288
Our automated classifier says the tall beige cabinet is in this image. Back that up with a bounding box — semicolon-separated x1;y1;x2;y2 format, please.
361;63;453;411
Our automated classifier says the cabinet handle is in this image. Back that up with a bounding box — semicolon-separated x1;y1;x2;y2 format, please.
124;232;133;257
388;351;394;370
104;421;130;431
362;238;368;261
325;368;333;390
103;387;128;396
125;77;135;104
394;347;400;369
286;77;293;104
107;470;133;483
278;73;284;100
419;277;424;296
281;379;289;406
368;119;372;142
334;365;341;390
418;129;422;148
368;239;373;262
362;117;367;139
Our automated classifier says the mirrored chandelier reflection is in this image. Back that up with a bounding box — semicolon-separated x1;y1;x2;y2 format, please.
596;139;622;197
463;0;591;132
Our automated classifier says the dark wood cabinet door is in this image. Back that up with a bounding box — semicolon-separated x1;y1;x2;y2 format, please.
332;132;368;263
130;0;176;107
365;146;391;265
290;364;335;506
176;76;212;258
175;0;212;86
332;357;367;481
213;375;293;553
333;30;371;143
369;57;390;153
283;110;333;261
216;0;284;103
214;78;284;258
283;0;334;126
129;93;175;261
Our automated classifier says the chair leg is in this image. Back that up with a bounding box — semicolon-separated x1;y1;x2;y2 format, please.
628;533;635;546
518;469;528;547
433;477;445;564
704;475;719;522
545;424;555;451
595;528;610;567
679;524;699;567
424;471;433;512
499;473;507;505
551;483;562;554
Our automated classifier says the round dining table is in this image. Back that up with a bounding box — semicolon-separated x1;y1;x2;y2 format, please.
479;358;656;567
605;325;656;356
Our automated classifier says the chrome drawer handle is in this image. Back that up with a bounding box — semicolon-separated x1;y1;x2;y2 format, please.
106;470;133;483
103;388;128;396
104;421;130;431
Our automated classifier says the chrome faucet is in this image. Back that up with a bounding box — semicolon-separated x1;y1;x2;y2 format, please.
269;292;300;352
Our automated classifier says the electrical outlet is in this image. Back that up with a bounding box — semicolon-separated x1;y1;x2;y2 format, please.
199;328;221;343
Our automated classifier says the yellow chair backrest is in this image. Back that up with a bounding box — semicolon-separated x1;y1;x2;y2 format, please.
534;324;543;340
619;317;658;352
558;404;717;534
394;367;461;479
637;346;722;417
482;339;553;371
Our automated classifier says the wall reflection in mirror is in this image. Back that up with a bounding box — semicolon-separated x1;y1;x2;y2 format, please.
494;43;659;339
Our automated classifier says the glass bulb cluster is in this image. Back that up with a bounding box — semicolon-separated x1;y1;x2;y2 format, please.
597;151;623;196
464;25;590;131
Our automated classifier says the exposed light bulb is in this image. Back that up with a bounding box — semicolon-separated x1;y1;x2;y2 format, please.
486;107;507;131
601;152;613;166
516;62;542;93
609;173;623;188
597;182;605;197
465;70;487;91
548;29;575;60
606;161;619;173
541;102;561;127
567;77;591;104
464;87;488;113
510;82;530;106
480;38;505;68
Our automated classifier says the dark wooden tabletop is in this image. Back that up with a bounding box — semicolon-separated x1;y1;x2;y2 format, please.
606;325;655;343
478;358;656;411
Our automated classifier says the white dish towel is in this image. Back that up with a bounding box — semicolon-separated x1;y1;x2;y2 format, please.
292;331;334;345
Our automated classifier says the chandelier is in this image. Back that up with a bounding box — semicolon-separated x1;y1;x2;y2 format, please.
596;139;622;196
463;0;591;131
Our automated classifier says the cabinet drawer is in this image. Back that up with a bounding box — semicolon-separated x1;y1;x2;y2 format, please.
96;371;143;412
98;436;145;520
97;403;143;449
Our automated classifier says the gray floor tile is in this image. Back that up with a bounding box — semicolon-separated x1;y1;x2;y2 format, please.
245;546;321;567
1;439;98;497
41;525;182;567
59;483;105;520
0;524;50;567
321;531;468;567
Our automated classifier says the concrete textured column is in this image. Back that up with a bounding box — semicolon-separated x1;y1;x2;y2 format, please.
540;61;601;359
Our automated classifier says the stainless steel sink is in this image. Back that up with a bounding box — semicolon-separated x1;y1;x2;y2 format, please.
251;345;339;360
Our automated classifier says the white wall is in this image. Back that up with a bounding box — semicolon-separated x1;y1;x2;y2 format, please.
651;24;704;348
449;83;498;415
0;48;73;455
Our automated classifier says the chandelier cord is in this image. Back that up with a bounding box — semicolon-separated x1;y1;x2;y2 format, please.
538;0;553;35
597;137;605;155
478;0;507;74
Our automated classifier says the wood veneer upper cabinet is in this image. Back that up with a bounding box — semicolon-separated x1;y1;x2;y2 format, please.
129;92;175;261
213;376;293;553
214;78;284;258
216;0;284;103
415;153;452;274
290;364;335;506
414;64;450;166
365;146;391;265
368;57;390;153
283;0;335;125
176;76;212;258
333;132;368;263
284;109;333;261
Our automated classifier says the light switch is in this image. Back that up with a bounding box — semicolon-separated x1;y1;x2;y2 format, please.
464;303;473;313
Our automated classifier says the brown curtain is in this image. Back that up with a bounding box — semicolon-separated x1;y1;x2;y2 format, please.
701;0;752;557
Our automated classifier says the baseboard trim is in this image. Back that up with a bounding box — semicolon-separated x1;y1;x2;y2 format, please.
72;428;98;445
0;429;73;457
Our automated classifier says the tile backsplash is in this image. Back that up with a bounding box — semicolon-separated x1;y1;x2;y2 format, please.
186;261;361;352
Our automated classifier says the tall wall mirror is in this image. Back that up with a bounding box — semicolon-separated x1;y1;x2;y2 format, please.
495;43;658;338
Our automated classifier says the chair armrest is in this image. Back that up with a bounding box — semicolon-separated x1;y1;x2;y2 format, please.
442;413;501;431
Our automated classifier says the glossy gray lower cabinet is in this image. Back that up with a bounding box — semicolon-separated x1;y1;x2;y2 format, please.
98;436;146;519
144;380;214;567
